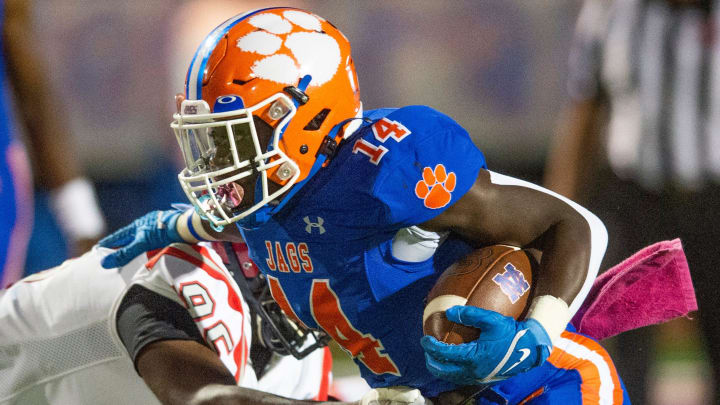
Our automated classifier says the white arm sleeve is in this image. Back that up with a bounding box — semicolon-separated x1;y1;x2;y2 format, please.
488;171;608;315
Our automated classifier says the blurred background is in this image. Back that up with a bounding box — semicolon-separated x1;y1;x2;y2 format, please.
25;0;576;267
8;0;709;404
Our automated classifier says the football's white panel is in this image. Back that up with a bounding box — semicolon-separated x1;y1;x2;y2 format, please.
422;294;468;324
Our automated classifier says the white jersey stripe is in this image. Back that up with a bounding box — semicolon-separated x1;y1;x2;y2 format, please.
165;243;227;275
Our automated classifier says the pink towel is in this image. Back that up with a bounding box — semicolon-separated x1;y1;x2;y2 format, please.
571;239;697;341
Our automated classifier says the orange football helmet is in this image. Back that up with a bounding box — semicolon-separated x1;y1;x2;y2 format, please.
172;7;362;228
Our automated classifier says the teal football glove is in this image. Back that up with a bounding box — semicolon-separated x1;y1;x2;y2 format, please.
99;209;184;268
420;305;552;385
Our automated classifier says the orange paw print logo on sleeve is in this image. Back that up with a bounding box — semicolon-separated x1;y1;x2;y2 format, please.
415;164;457;209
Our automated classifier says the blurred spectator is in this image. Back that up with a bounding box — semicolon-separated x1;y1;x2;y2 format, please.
21;1;188;275
1;0;106;285
545;0;720;403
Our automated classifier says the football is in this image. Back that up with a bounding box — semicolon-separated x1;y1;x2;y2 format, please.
423;245;535;344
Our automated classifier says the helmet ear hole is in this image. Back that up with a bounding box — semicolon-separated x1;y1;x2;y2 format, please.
303;108;331;131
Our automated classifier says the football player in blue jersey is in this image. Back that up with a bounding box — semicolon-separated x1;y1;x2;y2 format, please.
100;8;629;404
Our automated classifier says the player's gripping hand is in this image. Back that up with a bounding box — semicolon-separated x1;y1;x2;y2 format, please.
99;209;184;268
420;305;551;385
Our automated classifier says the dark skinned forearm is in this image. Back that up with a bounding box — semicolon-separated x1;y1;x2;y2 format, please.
138;340;350;405
421;169;592;305
189;385;352;405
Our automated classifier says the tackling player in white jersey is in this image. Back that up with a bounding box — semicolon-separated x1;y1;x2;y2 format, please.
0;242;340;405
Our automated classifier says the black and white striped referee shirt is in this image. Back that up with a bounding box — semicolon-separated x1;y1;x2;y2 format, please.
569;0;720;190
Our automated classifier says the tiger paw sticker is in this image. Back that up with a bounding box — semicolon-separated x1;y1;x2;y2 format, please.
235;10;341;86
415;164;456;209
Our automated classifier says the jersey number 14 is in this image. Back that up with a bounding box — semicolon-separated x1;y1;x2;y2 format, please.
352;118;411;165
268;276;401;376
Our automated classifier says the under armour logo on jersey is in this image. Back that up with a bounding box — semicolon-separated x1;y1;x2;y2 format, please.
492;263;530;304
303;216;326;234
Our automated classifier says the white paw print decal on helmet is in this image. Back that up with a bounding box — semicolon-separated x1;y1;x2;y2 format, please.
235;10;341;87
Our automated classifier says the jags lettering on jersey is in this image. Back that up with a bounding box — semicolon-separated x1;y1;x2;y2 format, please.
352;117;412;165
264;240;314;273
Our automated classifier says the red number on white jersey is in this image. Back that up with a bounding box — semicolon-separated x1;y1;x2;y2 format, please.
179;281;215;320
148;244;249;382
206;321;233;355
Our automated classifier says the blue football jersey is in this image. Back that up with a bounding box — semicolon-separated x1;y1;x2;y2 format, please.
240;106;487;397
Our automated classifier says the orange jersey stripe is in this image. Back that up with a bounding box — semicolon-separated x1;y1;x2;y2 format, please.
547;331;624;404
266;274;310;328
518;387;545;405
